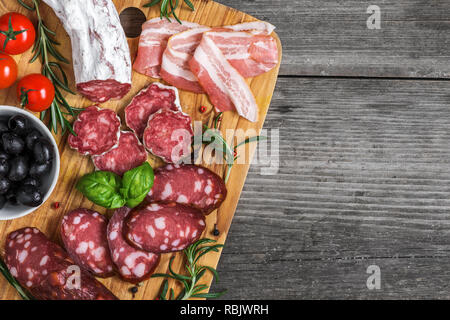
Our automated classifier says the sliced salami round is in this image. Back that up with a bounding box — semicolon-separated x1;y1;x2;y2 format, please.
143;109;193;164
5;227;117;300
125;83;182;138
147;164;227;214
5;227;68;289
124;202;206;253
92;131;148;176
77;80;131;103
60;209;115;278
107;207;160;283
68;105;121;156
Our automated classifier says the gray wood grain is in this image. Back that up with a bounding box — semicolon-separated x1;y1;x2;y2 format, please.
212;77;450;299
215;0;450;78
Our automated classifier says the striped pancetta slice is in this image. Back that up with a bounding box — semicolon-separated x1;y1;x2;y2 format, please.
133;18;202;78
160;21;278;92
189;32;258;122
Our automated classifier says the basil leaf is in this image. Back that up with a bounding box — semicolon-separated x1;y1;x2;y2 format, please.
120;162;154;208
76;171;125;209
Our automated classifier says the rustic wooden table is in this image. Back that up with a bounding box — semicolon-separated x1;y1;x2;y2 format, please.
211;0;450;299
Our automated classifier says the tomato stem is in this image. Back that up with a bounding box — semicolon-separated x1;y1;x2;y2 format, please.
0;15;27;51
19;87;36;108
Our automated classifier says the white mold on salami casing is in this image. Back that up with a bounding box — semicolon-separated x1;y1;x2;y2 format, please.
43;0;132;102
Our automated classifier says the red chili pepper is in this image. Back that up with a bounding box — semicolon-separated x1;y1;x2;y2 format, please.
53;202;60;209
199;106;207;113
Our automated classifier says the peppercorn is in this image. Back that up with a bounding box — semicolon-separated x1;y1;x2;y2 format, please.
199;105;207;113
212;224;220;236
53;202;60;209
130;286;138;298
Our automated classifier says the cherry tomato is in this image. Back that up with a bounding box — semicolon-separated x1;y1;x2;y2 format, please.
17;74;55;112
0;13;36;55
0;53;17;89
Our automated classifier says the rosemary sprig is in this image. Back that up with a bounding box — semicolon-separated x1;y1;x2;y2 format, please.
0;256;34;300
152;238;226;300
144;0;195;24
200;113;267;183
17;0;83;135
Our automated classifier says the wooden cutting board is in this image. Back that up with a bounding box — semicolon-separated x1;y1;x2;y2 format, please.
0;0;281;300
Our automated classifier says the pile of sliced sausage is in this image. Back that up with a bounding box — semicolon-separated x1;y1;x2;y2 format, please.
68;83;194;169
4;164;226;298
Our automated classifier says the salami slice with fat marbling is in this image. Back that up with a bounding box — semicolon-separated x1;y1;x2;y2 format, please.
92;131;148;176
107;207;160;283
125;82;182;138
60;209;115;278
5;227;117;300
147;164;227;214
143;109;193;164
124;202;206;253
68;106;121;156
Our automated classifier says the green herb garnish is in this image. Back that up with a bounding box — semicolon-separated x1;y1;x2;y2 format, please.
152;238;226;300
76;163;154;209
200;113;267;183
17;0;83;135
144;0;195;24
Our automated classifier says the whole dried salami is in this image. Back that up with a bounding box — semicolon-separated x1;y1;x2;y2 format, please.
60;209;115;278
92;131;148;176
147;164;227;214
68;106;121;156
107;207;160;283
124;202;206;253
42;0;132;103
5;227;117;300
143;109;193;164
125;83;182;138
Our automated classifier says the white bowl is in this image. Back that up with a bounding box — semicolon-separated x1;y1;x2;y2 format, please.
0;106;60;220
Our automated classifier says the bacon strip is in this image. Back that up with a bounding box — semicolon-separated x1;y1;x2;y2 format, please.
133;18;202;78
160;22;278;92
189;32;258;122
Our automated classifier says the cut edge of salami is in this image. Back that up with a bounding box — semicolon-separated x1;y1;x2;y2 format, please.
124;82;182;137
68;105;121;156
60;209;116;278
143;109;193;164
77;80;131;103
91;130;148;176
123;201;206;254
5;227;118;300
107;207;161;283
148;164;227;215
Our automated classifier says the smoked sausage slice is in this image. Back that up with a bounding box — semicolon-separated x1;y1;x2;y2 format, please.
5;227;117;300
60;209;115;278
124;202;205;253
107;207;160;283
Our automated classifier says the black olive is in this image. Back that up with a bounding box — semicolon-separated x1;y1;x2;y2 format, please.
0;158;9;177
0;120;8;135
2;133;25;155
29;161;51;178
25;129;42;150
6;188;18;206
8;115;28;136
33;139;54;164
0;195;6;209
0;150;9;161
0;177;10;195
16;185;43;207
22;176;40;188
8;156;29;182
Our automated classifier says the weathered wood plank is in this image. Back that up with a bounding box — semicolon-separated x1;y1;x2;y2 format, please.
216;0;450;78
213;77;450;299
